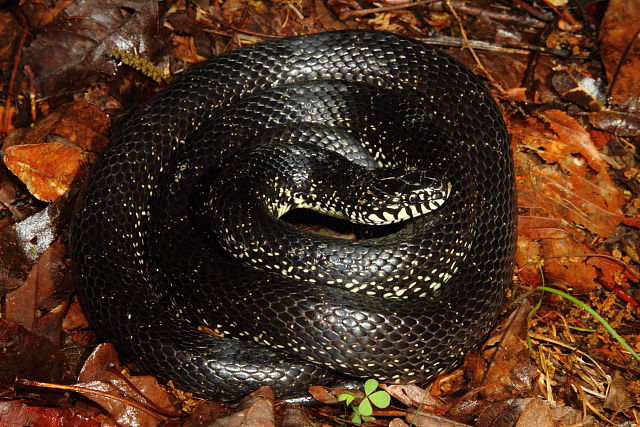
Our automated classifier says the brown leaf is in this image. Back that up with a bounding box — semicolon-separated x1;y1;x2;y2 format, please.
181;400;229;427
470;302;537;399
0;164;41;226
210;386;275;427
0;11;21;73
22;0;164;97
550;69;606;112
517;216;638;292
1;101;109;201
388;418;410;427
277;404;321;427
514;397;598;426
599;0;640;110
602;371;634;412
513;111;636;292
4;142;92;202
0;400;100;427
308;384;363;405
75;344;180;427
2;101;109;152
62;296;91;331
474;399;528;427
404;409;471;427
543;109;607;172
0;219;34;292
589;110;640;137
4;238;71;345
517;154;624;239
382;384;447;413
0;318;66;385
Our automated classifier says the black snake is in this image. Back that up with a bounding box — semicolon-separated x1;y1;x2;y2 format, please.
70;30;516;401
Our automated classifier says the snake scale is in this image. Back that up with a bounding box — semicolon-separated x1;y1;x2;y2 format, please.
70;30;516;401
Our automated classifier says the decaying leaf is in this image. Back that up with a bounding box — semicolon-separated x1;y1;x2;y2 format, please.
75;344;181;427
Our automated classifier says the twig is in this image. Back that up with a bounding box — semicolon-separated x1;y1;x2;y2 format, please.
23;65;36;123
340;0;436;20
2;16;28;137
16;378;183;419
206;8;280;40
442;0;505;94
512;0;552;22
540;0;579;27
426;0;549;26
415;34;575;58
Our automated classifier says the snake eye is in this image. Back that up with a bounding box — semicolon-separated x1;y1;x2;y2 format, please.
408;194;418;204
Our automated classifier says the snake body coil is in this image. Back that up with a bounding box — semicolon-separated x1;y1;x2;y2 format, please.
70;31;516;401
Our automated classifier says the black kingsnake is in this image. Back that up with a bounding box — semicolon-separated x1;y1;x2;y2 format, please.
70;30;516;401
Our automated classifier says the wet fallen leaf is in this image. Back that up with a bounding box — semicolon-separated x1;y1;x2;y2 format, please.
513;111;637;293
210;386;275;427
589;110;640;137
512;397;598;426
599;0;640;110
4;142;93;202
0;400;100;427
382;384;447;413
4;238;71;345
0;318;66;385
22;0;164;97
474;302;537;398
602;371;634;412
551;69;606;112
75;344;182;427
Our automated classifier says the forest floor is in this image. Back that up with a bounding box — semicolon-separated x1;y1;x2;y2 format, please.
1;0;639;425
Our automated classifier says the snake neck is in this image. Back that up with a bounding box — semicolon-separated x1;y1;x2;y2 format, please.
208;140;457;297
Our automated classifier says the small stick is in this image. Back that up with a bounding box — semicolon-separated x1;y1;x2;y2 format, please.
2;16;28;137
443;0;505;94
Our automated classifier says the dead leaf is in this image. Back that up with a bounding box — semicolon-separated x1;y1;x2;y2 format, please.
513;397;598;426
22;0;165;97
551;69;606;112
277;404;321;427
602;371;634;412
589;110;640;137
473;302;537;399
0;11;21;72
0;400;100;427
75;344;181;427
2;101;109;152
209;386;275;427
405;409;471;427
308;384;363;405
543;109;608;172
383;384;447;413
4;238;71;346
4;142;92;202
0;165;41;227
1;100;108;201
181;400;229;427
0;318;66;385
513;111;637;293
599;0;640;110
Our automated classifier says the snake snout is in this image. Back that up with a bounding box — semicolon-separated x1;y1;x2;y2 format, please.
361;169;451;224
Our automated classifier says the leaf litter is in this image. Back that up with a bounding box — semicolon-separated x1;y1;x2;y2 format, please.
1;0;640;425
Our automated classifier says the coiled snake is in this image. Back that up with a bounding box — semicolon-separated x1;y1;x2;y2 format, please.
70;30;516;401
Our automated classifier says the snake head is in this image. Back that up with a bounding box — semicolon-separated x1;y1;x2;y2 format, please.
348;167;452;225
